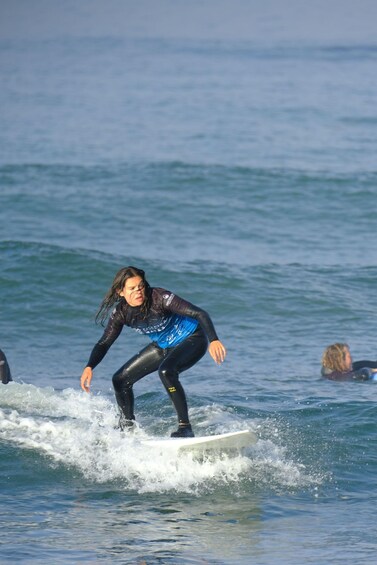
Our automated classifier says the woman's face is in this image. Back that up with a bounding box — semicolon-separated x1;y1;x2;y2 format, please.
119;275;145;307
344;347;352;370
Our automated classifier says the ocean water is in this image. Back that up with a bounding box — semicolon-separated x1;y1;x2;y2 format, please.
1;1;377;563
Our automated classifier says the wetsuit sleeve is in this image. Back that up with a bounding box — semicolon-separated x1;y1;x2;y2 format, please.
352;360;377;370
86;309;124;369
161;291;219;342
0;349;12;384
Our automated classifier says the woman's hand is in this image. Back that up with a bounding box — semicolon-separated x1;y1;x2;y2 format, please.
80;366;93;393
208;340;227;365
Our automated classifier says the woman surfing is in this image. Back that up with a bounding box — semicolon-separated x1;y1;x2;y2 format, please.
81;266;226;437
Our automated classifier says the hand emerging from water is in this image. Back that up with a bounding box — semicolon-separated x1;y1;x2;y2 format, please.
209;340;227;365
80;366;93;393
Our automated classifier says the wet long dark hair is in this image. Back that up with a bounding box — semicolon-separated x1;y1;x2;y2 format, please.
95;266;151;325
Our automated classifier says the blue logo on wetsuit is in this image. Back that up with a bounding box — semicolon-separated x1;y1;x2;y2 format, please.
133;313;198;348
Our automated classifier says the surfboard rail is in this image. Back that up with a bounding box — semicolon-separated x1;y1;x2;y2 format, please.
140;429;257;451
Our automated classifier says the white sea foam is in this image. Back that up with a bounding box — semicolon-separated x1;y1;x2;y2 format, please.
0;382;319;494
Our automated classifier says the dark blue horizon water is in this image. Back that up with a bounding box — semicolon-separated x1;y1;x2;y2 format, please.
1;1;377;563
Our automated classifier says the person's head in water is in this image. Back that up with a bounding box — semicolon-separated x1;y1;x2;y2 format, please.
95;266;151;324
321;343;352;373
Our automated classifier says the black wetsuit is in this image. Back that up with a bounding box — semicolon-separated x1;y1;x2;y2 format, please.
0;349;12;384
87;288;219;423
321;360;377;382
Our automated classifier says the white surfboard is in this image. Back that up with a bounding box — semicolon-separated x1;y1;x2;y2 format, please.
140;429;256;452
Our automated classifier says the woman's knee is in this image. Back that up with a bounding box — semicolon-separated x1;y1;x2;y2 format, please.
112;368;132;391
158;365;178;388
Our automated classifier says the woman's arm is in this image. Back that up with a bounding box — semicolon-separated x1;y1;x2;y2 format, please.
163;291;227;364
80;309;124;392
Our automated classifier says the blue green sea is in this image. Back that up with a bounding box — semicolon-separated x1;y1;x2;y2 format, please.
1;1;377;563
